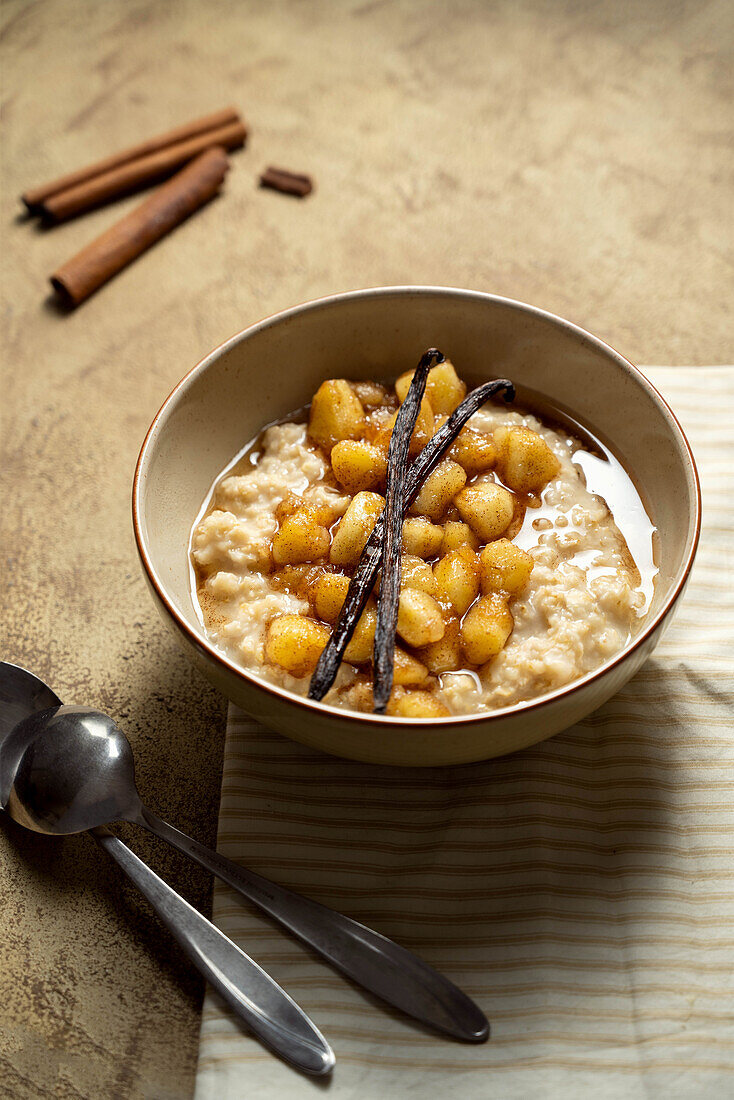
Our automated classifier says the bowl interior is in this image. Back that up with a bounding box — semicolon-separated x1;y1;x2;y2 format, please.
136;288;698;700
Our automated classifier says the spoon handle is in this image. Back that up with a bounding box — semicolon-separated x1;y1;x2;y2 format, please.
137;808;488;1043
91;828;334;1076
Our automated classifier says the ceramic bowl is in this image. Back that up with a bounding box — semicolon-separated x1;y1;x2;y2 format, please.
133;287;700;766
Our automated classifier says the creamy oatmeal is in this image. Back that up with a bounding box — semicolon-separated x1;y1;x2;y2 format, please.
190;361;656;717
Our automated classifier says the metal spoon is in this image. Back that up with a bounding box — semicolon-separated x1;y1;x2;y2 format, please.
0;662;488;1043
0;663;334;1077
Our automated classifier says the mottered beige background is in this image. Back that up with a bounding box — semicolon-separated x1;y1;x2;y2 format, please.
1;1;732;1098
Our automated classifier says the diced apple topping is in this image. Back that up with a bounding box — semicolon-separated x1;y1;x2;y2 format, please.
331;439;387;493
433;545;481;616
460;594;514;665
449;427;497;474
397;589;445;647
439;520;480;556
343;603;377;664
479;538;534;596
308;379;366;452
417;618;463;675
410;459;467;521
309;572;350;622
330;491;385;566
272;502;331;565
401;517;444;558
395;359;467;415
399;554;439;596
454;482;515;542
392;647;430;686
265;615;330;677
386;689;451;718
270;564;324;595
493;425;560;494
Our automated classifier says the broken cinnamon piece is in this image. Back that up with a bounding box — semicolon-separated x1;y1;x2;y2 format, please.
260;167;313;197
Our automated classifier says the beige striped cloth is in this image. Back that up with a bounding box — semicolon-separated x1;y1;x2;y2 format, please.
195;368;733;1100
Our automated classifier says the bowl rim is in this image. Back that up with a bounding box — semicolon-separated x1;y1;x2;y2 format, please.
132;285;702;728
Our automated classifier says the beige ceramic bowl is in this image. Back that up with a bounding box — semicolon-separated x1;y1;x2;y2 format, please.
133;287;700;766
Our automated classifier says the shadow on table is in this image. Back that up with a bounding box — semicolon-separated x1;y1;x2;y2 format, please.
0;644;228;1006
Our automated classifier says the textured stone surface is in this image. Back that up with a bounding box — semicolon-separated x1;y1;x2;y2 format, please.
0;0;731;1096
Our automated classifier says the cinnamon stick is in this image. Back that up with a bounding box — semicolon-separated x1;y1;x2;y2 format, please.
50;147;229;307
22;106;241;212
36;119;245;223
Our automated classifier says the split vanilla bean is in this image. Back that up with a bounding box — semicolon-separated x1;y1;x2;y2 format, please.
373;350;440;713
308;374;516;703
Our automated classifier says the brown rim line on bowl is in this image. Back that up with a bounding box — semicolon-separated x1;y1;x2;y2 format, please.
133;287;701;766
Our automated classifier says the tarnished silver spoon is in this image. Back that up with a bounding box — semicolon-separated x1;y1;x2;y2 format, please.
0;662;334;1077
0;663;489;1043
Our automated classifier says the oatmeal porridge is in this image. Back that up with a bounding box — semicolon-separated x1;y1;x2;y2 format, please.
190;359;656;717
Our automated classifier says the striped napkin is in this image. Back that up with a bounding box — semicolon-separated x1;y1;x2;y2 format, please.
195;368;733;1099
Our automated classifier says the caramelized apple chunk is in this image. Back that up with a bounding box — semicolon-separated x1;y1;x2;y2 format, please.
480;538;534;596
493;425;560;494
271;502;331;565
331;439;387;493
310;572;350;622
401;517;444;558
397;589;445;647
454;482;515;542
330;491;385;567
433;545;481;616
308;379;366;452
274;493;307;523
417;619;463;675
449;427;497;474
460;594;514;664
387;689;451;718
439;520;480;556
410;459;467;521
400;554;439;597
396;359;466;415
270;564;323;596
343;603;377;664
265;615;330;677
392;646;430;686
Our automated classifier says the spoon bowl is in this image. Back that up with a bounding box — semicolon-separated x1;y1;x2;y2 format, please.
6;706;142;834
0;663;61;807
